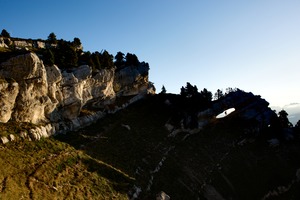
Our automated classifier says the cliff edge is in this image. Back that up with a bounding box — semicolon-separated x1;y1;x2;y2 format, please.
0;52;154;125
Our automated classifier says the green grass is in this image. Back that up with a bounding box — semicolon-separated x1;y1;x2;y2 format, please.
0;47;11;53
0;121;36;137
0;138;133;199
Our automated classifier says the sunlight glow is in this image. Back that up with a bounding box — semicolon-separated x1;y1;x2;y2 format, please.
216;108;235;119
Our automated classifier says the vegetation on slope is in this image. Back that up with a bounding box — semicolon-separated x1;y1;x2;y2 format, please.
0;138;133;199
0;29;148;72
0;93;299;199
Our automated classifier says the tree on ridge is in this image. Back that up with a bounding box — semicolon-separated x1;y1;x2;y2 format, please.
278;110;293;128
160;85;167;94
1;29;10;37
47;32;57;44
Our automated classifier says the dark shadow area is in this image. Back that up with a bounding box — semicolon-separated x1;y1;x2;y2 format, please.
54;94;300;199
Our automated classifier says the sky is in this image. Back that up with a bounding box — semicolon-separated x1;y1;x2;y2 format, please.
1;0;300;108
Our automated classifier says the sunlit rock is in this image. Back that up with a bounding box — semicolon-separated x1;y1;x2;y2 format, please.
0;80;19;122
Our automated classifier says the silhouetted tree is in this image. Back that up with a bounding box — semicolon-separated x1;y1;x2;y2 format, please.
72;37;82;48
47;32;57;44
125;53;139;66
1;29;10;37
91;52;101;70
225;87;238;95
78;51;91;65
43;49;55;66
278;110;293;128
99;50;114;69
180;86;187;97
160;85;167;94
55;40;78;68
187;82;198;97
180;82;199;98
295;120;300;129
214;89;224;100
200;88;212;102
295;120;300;134
115;51;125;69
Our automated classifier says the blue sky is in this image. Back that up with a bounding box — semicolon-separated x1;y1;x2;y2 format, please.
1;0;300;107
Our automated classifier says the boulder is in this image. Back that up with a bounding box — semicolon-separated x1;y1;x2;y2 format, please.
0;136;9;144
34;40;46;48
0;53;52;124
0;37;9;48
73;65;92;80
114;63;150;96
156;191;170;200
8;134;15;141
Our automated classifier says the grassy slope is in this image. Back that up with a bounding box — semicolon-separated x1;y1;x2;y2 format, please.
0;94;300;199
0;138;133;199
57;95;173;199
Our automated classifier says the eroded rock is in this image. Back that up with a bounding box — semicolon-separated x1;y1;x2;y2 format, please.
0;80;19;122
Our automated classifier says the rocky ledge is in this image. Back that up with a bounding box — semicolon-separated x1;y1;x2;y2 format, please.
0;52;154;142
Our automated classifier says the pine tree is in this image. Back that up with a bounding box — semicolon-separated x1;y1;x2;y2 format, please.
160;85;167;94
47;32;57;44
1;29;10;37
278;110;293;128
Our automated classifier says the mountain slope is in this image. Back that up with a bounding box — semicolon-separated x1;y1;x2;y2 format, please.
0;138;133;199
57;94;300;199
1;94;300;199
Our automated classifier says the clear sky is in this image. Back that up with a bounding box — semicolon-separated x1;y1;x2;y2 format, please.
1;0;300;108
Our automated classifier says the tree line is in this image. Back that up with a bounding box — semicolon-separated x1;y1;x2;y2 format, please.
160;83;300;134
160;83;238;101
1;29;146;71
42;32;145;71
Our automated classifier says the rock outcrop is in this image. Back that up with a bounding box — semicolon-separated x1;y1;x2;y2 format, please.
0;36;61;50
165;90;276;135
0;79;19;122
1;53;51;124
0;37;9;48
0;52;153;128
213;90;275;124
114;63;150;96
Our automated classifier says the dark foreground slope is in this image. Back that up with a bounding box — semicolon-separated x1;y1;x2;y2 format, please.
1;94;300;199
58;94;300;199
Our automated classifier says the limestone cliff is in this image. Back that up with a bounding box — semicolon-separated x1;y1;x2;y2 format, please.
0;36;64;49
0;79;19;122
114;63;150;96
0;52;153;125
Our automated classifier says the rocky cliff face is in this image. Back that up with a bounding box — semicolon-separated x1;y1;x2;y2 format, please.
0;79;19;122
164;90;276;135
0;37;8;48
0;52;153;125
211;90;276;126
0;36;63;49
114;63;150;96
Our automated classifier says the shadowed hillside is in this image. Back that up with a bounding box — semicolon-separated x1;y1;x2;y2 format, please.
55;94;300;199
0;91;300;199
